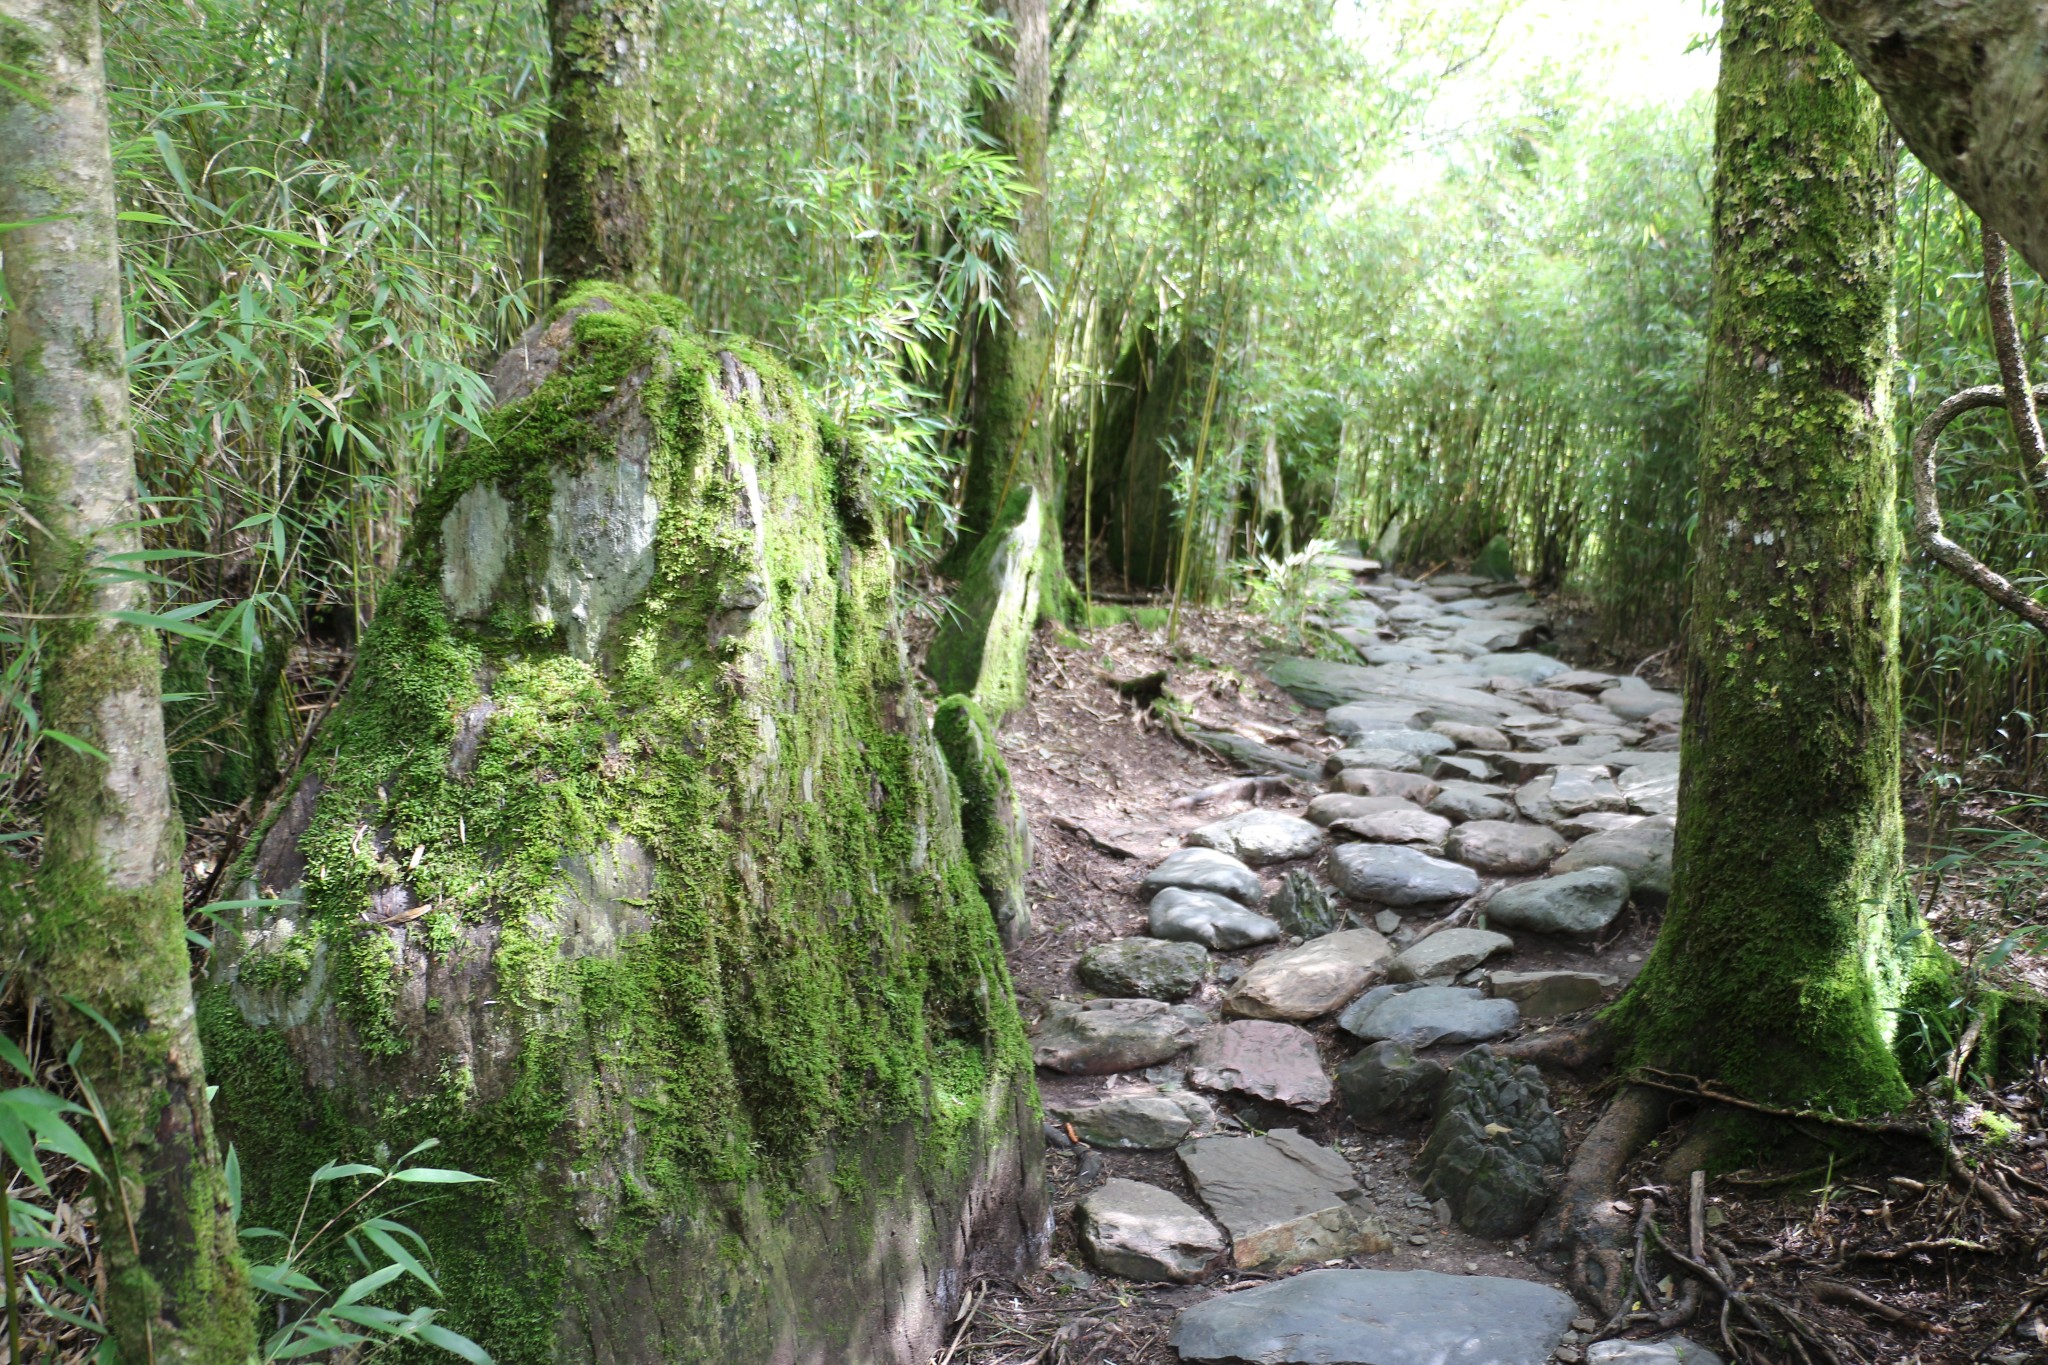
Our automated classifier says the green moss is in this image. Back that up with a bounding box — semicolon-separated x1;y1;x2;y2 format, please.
931;695;1030;940
928;488;1044;719
205;291;1034;1361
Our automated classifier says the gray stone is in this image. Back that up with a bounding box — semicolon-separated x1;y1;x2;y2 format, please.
1549;764;1626;816
1305;793;1419;827
1553;818;1675;904
1422;752;1495;783
1188;1020;1333;1110
1143;847;1265;907
1587;1337;1724;1365
1601;683;1682;722
1514;774;1563;825
1373;909;1402;934
1226;928;1393;1021
1149;887;1284;950
1359;642;1437;665
1051;1093;1200;1149
1079;937;1210;1000
1268;869;1341;938
1329;748;1425;775
440;483;514;620
1324;702;1429;739
1472;652;1567;683
1178;1132;1392;1272
1171;1268;1578;1364
1487;969;1617;1018
539;454;661;661
1415;1048;1563;1238
1263;656;1400;709
1337;729;1457;759
1484;866;1633;936
1332;769;1440;804
1077;1179;1225;1283
931;693;1034;943
927;486;1043;718
1554;810;1646;839
1548;669;1619;693
1615;762;1679;816
1445;819;1566;875
1185;726;1325;782
1340;983;1519;1046
1330;806;1452;848
1430;720;1510;750
1187;810;1328;866
1335;1039;1449;1129
1428;782;1516;824
1328;843;1479;906
1386;927;1515;983
1031;999;1211;1075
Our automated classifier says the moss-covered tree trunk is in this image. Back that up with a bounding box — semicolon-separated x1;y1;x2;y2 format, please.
947;0;1066;606
1607;0;1919;1115
544;0;660;289
0;2;253;1357
204;289;1045;1363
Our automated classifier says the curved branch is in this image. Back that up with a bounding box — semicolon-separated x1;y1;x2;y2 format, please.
1980;228;2048;512
1911;383;2048;640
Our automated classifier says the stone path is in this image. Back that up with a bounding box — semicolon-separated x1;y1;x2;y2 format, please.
1016;561;1718;1364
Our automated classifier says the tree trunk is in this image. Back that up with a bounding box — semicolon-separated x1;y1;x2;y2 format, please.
1812;0;2048;282
544;0;660;289
1606;0;1919;1115
0;1;253;1357
949;0;1064;600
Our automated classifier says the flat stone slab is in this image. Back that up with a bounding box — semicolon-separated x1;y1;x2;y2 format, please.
1428;781;1516;823
1485;866;1632;935
1340;728;1457;758
1226;928;1393;1021
1488;969;1617;1018
1332;769;1440;803
1324;702;1430;739
1601;682;1682;721
1188;810;1327;867
1387;927;1515;982
1549;764;1626;815
1328;842;1479;906
1553;818;1675;903
1049;1091;1211;1149
1340;983;1519;1045
1445;819;1567;875
1188;1019;1332;1110
1149;887;1284;950
1031;999;1210;1075
1171;1267;1578;1364
1178;1131;1390;1272
1329;806;1452;847
1305;793;1420;827
1077;1178;1225;1283
1079;936;1210;1000
1143;846;1265;906
1588;1337;1724;1365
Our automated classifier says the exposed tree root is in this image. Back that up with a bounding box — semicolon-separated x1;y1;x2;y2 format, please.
1494;1017;1618;1073
1536;1084;1671;1312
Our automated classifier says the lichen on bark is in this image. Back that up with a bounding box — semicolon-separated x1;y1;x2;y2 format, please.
1605;0;1925;1116
203;285;1045;1363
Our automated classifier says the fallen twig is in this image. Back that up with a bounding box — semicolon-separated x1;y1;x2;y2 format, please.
1049;816;1143;860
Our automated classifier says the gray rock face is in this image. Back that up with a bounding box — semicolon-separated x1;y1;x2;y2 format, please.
1553;818;1675;903
1415;1048;1563;1238
440;483;514;620
927;487;1044;718
1268;869;1341;938
1335;1039;1448;1129
1422;752;1495;783
1149;887;1284;950
1549;764;1626;815
1341;729;1457;758
1187;810;1328;866
1050;1093;1208;1149
541;454;661;661
1328;843;1479;907
1031;999;1211;1075
1445;819;1567;875
1077;1179;1225;1283
1329;748;1425;775
1330;807;1453;847
1339;984;1519;1046
1079;937;1210;1000
1333;769;1441;804
931;693;1034;943
1587;1337;1724;1365
1171;1268;1578;1364
1555;810;1647;839
1428;781;1516;823
1386;927;1515;983
1143;847;1265;907
1324;702;1429;739
1485;866;1633;936
1226;928;1393;1021
1178;1131;1392;1271
1305;793;1418;827
1188;1020;1333;1110
1473;652;1569;683
1601;682;1682;722
1431;721;1510;751
1488;969;1616;1018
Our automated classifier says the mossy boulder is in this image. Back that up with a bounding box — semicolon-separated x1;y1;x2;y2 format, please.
202;286;1047;1365
928;486;1043;719
931;694;1032;943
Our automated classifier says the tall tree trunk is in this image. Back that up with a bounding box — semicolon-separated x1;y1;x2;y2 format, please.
1606;0;1917;1115
948;0;1065;604
1812;0;2048;282
0;1;253;1357
545;0;660;289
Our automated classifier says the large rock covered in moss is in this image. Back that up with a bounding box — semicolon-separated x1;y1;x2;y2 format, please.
203;288;1047;1365
927;486;1043;718
931;694;1032;943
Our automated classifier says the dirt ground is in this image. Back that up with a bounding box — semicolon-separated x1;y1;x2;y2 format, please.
938;600;2048;1365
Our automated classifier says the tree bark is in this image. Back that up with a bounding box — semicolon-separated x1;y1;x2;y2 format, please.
544;0;660;289
0;1;252;1358
1605;0;1919;1116
949;0;1066;606
1812;0;2048;282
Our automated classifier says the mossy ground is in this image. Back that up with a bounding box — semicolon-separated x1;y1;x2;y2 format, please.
203;284;1034;1361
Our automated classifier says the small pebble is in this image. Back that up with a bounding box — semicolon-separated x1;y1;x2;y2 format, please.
1374;910;1402;934
1570;1318;1597;1333
1554;1349;1583;1365
1464;1260;1479;1273
1407;1234;1428;1246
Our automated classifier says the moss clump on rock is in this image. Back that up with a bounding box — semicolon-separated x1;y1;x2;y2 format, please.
927;486;1044;720
931;694;1032;944
203;284;1045;1365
